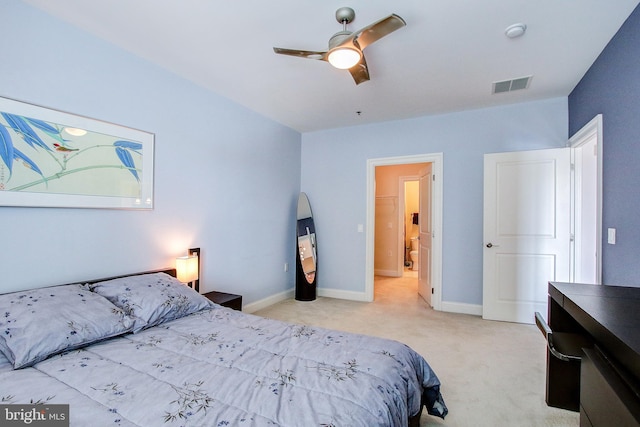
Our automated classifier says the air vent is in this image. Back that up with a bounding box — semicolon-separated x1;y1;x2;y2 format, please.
492;76;532;94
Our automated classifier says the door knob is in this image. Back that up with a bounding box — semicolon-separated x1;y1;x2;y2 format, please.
486;243;499;248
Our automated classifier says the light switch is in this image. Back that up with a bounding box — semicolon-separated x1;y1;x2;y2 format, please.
608;228;616;244
357;224;364;233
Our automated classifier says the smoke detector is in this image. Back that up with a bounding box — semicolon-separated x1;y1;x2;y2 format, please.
505;23;527;38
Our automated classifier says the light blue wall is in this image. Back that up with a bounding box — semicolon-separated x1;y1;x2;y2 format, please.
1;3;572;309
0;2;301;303
302;98;568;305
569;4;640;286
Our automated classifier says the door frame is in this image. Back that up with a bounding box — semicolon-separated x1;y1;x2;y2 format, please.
366;153;443;310
569;114;603;284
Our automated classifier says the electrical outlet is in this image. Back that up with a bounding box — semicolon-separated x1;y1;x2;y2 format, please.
608;228;616;244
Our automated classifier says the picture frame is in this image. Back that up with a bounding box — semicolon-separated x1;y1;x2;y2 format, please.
0;96;154;209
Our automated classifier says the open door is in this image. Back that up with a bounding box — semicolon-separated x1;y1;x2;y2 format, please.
418;164;433;306
483;148;571;323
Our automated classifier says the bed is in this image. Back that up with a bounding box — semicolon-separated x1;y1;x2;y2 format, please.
0;269;447;426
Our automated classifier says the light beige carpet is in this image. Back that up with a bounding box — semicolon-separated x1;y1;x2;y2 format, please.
254;273;579;426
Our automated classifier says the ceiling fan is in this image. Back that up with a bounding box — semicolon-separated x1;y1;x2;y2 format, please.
273;7;406;85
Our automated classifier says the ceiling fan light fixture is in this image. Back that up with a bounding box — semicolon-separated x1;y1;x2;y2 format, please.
327;47;361;69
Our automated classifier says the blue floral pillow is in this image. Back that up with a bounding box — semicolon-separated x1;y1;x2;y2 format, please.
0;284;134;369
87;272;212;332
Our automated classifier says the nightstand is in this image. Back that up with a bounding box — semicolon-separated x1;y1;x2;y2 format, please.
203;291;242;311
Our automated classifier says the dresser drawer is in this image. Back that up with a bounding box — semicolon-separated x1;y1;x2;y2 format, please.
581;347;640;427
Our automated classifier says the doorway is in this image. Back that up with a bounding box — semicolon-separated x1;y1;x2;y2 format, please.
366;153;443;310
402;178;420;277
482;115;602;323
373;170;422;279
569;114;603;284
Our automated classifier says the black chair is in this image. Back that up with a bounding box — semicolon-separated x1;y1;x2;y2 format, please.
535;311;593;411
535;311;592;361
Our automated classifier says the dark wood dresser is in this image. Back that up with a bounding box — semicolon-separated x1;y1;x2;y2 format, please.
547;282;640;426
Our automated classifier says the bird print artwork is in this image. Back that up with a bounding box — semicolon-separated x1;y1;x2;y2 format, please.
0;99;147;205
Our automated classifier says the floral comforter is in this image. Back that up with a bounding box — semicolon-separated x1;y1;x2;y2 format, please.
0;305;446;426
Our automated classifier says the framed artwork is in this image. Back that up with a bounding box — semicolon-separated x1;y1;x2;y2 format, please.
0;96;154;209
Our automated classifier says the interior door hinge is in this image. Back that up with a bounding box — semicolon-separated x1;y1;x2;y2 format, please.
431;288;434;294
433;174;435;181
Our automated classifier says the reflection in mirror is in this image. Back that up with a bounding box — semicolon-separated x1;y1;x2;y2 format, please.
296;192;317;299
298;227;316;284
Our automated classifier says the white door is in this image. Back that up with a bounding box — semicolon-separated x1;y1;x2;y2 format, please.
418;164;433;306
483;148;571;323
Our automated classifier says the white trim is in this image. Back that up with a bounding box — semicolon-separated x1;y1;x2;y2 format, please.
374;269;402;277
243;288;294;313
318;287;369;301
441;301;483;316
243;289;482;316
366;153;444;310
245;287;371;313
569;114;603;284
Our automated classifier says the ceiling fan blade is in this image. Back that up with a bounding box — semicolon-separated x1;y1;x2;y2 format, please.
349;55;370;85
351;14;406;50
273;47;327;61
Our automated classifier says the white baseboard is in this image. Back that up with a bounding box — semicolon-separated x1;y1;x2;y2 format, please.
244;287;368;313
374;269;402;277
440;301;483;316
318;287;370;302
243;288;294;314
244;288;482;317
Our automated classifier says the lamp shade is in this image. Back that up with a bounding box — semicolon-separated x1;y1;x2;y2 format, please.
327;47;361;69
176;255;199;283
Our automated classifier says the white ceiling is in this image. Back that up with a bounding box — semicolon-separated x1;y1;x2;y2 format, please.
22;0;640;133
